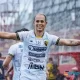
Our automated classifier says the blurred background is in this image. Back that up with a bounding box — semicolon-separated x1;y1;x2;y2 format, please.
0;0;33;56
0;0;80;78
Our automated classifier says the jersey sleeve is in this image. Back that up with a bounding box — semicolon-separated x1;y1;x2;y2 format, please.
16;31;28;41
8;45;16;57
50;35;60;45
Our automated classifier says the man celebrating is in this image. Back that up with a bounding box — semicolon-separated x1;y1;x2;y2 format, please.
0;14;80;80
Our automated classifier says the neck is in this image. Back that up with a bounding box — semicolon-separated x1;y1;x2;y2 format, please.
34;30;44;38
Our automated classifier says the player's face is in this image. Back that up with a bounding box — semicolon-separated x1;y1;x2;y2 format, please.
34;14;47;32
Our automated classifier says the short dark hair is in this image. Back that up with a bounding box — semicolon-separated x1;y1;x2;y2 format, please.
48;57;53;61
34;14;47;21
15;28;29;33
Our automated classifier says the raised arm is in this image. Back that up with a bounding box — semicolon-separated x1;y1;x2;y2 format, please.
0;32;17;40
58;38;80;46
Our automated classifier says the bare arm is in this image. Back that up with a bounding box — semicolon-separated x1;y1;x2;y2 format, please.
3;55;13;68
5;65;13;77
7;65;13;73
0;32;17;40
58;39;80;46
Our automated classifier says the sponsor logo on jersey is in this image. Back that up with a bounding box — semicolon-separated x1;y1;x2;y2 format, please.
28;45;47;52
28;52;45;58
28;57;40;62
28;62;44;70
36;40;41;45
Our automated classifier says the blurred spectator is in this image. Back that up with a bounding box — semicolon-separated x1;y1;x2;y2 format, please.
68;67;80;80
0;53;5;80
56;70;67;80
46;57;58;80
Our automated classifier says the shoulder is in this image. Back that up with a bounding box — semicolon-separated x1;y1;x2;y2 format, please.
17;42;23;48
8;42;23;55
17;30;33;40
16;42;23;45
17;30;31;37
18;30;33;35
27;30;34;35
9;44;17;49
13;42;24;48
45;32;57;37
9;42;22;50
45;32;59;39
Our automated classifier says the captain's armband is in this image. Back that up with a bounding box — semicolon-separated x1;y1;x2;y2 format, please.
56;38;60;45
16;33;20;40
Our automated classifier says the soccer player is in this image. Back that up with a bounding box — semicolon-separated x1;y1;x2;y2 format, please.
0;14;80;80
3;28;29;80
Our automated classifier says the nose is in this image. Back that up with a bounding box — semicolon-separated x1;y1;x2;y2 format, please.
38;22;42;25
37;21;42;24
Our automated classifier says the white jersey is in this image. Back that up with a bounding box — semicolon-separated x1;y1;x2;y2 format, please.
8;42;23;80
18;30;59;80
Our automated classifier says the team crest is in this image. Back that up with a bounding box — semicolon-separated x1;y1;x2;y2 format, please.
44;40;48;46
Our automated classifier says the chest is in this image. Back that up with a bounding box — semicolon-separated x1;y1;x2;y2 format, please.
26;37;49;47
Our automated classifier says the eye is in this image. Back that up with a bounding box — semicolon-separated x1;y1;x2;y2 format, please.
41;20;44;23
36;20;39;23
